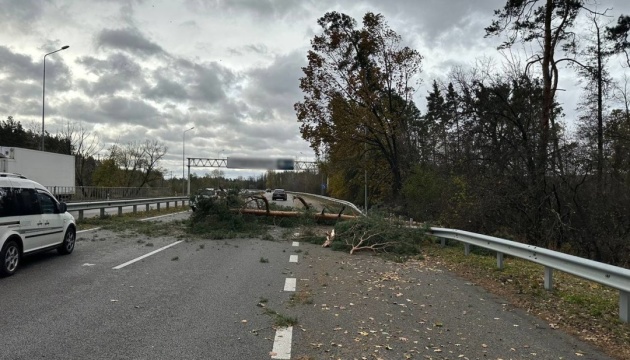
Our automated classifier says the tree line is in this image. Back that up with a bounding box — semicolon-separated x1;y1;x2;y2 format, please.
0;117;169;193
1;117;323;195
296;2;630;266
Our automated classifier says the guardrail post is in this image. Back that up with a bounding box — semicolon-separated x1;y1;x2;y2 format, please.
175;200;178;207
133;205;137;214
464;243;470;256
118;206;123;216
166;201;170;210
620;291;629;323
78;210;84;221
100;208;105;218
440;238;445;247
544;266;553;290
157;202;161;211
146;204;150;212
497;252;504;269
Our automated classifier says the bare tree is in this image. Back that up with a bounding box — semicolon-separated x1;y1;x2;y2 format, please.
59;122;104;187
108;140;168;192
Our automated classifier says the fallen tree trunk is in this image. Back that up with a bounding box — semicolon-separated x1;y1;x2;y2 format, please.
232;208;357;221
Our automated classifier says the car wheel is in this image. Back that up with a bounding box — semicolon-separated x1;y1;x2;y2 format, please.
1;240;20;277
57;228;76;255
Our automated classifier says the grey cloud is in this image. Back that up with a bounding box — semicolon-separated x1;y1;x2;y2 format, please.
183;0;321;20
243;51;305;120
96;27;165;57
143;59;237;104
0;81;39;110
142;74;189;101
76;53;144;96
77;53;142;77
0;46;72;115
228;44;270;57
59;96;163;128
0;46;40;81
98;96;162;126
179;20;199;28
0;0;47;35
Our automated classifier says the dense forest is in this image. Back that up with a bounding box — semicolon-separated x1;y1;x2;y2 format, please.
295;3;630;266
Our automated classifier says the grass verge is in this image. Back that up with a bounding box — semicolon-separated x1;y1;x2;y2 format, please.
76;205;188;231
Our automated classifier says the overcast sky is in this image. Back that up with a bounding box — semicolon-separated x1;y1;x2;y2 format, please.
1;0;629;179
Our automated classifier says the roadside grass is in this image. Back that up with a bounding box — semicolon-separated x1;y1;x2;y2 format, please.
263;308;298;328
423;241;630;360
76;205;188;231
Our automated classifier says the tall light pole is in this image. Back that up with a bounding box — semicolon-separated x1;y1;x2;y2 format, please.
42;45;69;151
183;127;194;195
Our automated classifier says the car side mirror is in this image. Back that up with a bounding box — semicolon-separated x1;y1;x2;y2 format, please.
58;202;68;213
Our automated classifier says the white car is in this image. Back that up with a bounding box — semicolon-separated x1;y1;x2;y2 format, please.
0;173;76;277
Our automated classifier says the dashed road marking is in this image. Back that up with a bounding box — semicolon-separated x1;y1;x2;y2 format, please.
289;255;298;263
284;278;296;291
270;326;293;359
113;241;184;270
292;241;299;246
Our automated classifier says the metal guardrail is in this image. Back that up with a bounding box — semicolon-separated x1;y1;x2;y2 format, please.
429;227;630;323
293;192;630;323
288;191;365;216
66;196;189;220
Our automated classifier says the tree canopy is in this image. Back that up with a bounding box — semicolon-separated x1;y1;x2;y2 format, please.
295;12;423;199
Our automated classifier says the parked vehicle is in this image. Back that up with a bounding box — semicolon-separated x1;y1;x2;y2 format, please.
0;173;76;277
272;188;287;201
0;147;75;201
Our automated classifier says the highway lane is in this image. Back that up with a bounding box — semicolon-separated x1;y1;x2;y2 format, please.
0;213;297;360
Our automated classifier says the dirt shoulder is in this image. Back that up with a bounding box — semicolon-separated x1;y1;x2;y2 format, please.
286;239;616;360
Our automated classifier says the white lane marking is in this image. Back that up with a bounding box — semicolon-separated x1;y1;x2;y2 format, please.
77;227;101;234
289;255;298;263
292;241;299;247
284;278;296;292
270;326;293;359
113;241;184;270
140;211;189;222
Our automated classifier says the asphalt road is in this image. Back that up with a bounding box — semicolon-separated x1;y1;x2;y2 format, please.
0;212;296;360
1;208;618;359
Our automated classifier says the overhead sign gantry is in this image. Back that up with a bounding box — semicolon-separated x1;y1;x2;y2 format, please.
185;157;319;194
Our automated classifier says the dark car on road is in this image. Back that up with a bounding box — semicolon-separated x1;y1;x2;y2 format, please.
272;189;287;201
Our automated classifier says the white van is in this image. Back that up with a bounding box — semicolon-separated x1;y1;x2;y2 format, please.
0;173;76;277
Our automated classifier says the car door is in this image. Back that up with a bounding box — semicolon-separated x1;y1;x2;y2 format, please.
36;191;65;248
13;187;47;252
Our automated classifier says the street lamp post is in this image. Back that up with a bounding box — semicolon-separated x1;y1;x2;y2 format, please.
41;45;69;151
183;127;194;195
